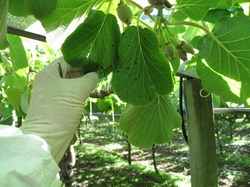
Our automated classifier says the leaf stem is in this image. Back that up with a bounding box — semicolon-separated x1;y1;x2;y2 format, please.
127;0;155;22
105;0;113;14
136;5;155;28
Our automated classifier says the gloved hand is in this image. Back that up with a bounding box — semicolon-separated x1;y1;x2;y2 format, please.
20;56;98;163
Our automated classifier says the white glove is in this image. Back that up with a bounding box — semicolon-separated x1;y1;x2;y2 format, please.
0;125;61;187
20;56;98;163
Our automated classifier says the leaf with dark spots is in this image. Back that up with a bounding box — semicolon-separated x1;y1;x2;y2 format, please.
111;26;173;106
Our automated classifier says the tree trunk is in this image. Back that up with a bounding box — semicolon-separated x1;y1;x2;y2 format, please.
184;79;217;187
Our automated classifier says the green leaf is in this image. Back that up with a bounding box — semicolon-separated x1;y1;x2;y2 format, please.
7;34;29;89
40;0;102;49
1;103;13;120
0;116;14;126
216;0;238;8
0;0;9;49
212;94;221;108
61;10;120;77
197;14;250;105
202;9;231;23
119;95;182;148
5;88;23;110
176;0;220;20
111;26;173;106
20;87;30;114
8;0;57;18
171;10;188;20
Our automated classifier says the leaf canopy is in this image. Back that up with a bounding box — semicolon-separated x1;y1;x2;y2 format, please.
119;95;182;148
176;0;220;20
111;26;173;106
197;14;250;105
0;0;9;49
39;0;102;49
8;0;57;18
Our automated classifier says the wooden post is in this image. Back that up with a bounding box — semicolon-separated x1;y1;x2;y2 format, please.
184;79;217;187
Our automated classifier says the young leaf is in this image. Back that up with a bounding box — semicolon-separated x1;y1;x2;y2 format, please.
197;14;250;105
119;95;182;148
40;0;102;49
8;0;56;18
61;10;120;77
176;0;220;20
111;26;173;106
0;0;9;49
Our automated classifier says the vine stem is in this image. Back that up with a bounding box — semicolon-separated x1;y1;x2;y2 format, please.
106;0;113;14
127;0;156;22
163;19;230;54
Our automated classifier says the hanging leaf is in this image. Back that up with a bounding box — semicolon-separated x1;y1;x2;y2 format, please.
8;0;57;18
0;0;9;50
176;0;220;20
7;35;29;89
119;95;182;148
61;10;120;78
5;88;23;111
197;14;250;105
111;26;173;106
40;0;102;49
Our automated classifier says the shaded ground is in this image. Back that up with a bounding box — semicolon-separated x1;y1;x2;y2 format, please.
72;118;250;187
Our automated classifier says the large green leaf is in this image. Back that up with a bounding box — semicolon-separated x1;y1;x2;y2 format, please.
197;14;250;105
61;10;120;77
0;0;9;50
7;34;29;89
20;87;30;114
176;0;220;20
5;88;23;111
119;95;182;148
111;26;173;106
0;103;13;122
40;0;102;49
8;0;56;18
202;9;231;23
216;0;237;8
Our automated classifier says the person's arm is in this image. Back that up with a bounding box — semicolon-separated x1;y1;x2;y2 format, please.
20;56;98;163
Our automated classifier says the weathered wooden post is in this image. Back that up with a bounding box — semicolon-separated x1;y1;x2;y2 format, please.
184;79;217;187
